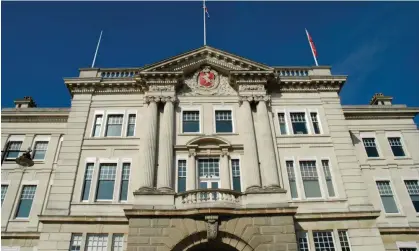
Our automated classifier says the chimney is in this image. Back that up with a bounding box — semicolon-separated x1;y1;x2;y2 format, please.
14;96;37;108
369;93;393;106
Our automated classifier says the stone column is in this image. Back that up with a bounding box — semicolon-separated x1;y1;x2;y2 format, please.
186;149;196;190
157;98;175;192
138;98;159;190
256;99;280;188
220;149;231;189
239;98;262;190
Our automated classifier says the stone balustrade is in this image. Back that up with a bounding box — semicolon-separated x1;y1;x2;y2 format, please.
276;68;310;77
99;69;140;78
177;189;242;205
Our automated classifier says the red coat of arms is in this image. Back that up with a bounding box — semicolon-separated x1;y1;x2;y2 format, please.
199;67;215;87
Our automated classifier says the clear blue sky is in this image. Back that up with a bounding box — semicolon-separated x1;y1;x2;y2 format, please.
2;2;419;123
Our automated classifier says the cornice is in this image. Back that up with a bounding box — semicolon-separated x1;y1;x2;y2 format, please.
295;210;381;220
65;79;143;95
379;227;419;234
124;207;297;218
1;109;70;123
1;232;40;239
38;215;128;224
343;106;419;119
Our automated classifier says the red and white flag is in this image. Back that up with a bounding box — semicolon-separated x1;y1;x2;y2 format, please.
204;5;210;18
305;29;318;66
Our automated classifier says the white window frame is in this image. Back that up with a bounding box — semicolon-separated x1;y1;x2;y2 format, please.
180;106;203;134
312;230;337;251
175;155;188;193
1;181;10;206
197;157;221;189
336;229;352;251
319;157;338;198
296;231;311;251
31;135;51;162
103;111;126;137
308;109;322;135
213;105;235;134
374;177;403;216
275;109;289;136
284;157;301;200
81;157;97;202
287;109;312;135
386;131;409;158
13;181;38;220
396;241;419;251
4;135;25;160
125;110;138;137
401;177;419;215
229;155;243;192
296;157;325;200
90;110;105;138
118;158;132;202
360;132;382;159
95;158;119;202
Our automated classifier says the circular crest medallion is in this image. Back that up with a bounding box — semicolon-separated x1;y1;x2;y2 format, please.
197;66;219;91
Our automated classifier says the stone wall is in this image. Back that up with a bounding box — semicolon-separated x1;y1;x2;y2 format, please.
1;238;39;251
128;215;297;251
381;233;419;251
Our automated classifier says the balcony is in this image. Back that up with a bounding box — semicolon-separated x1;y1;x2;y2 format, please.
175;189;242;209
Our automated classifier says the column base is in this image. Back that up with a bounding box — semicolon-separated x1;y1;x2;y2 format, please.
157;187;176;194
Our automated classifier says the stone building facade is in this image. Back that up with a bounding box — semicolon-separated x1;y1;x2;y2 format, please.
1;46;419;251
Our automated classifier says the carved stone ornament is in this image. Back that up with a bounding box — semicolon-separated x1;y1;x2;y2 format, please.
144;95;176;104
238;95;271;103
148;85;175;92
238;84;265;92
205;215;219;240
179;67;237;96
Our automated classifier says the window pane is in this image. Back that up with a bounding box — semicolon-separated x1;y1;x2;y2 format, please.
112;234;124;251
376;181;399;213
120;163;130;201
82;163;94;201
1;185;8;205
86;234;108;251
96;164;116;200
33;141;48;160
363;138;379;157
178;160;187;193
290;113;308;134
16;185;36;218
127;114;136;136
215;111;233;133
6;141;22;159
338;230;351;251
231;159;241;192
388;137;405;157
399;248;417;251
92;115;103;137
300;161;321;198
106;115;123;136
183;111;200;133
297;232;309;251
313;231;335;251
310;112;321;134
198;158;219;177
404;180;419;212
70;234;83;251
286;161;298;199
278;113;287;135
322;160;335;197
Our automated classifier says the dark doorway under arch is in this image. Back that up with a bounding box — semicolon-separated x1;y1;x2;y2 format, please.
188;241;238;251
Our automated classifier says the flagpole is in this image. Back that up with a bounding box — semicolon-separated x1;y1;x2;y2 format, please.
91;30;103;68
305;28;318;66
203;0;206;45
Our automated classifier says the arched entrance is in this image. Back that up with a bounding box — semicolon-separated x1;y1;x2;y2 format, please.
171;231;253;251
188;241;238;251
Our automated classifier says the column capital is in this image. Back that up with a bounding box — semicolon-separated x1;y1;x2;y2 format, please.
188;148;197;157
144;95;177;104
220;148;230;157
238;95;270;104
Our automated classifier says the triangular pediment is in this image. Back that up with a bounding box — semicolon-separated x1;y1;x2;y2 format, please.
141;46;273;73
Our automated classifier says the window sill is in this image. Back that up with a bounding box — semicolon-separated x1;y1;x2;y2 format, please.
178;133;205;136
72;202;132;206
212;133;239;136
277;134;330;138
86;137;140;140
10;218;30;222
394;157;411;160
366;157;385;161
384;213;405;218
289;198;347;203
